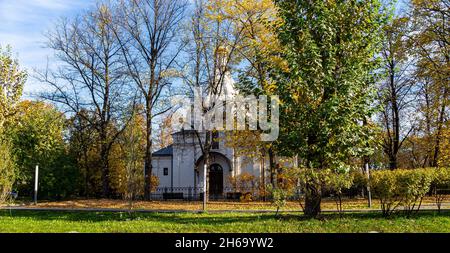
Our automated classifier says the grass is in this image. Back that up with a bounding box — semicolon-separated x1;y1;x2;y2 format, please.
0;210;449;233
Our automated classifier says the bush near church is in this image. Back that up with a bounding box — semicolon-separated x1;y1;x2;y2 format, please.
269;167;450;216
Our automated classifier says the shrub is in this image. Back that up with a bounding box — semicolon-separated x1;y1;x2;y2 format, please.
349;168;368;197
267;184;289;216
371;169;434;216
430;167;450;212
370;170;402;216
228;172;258;200
397;169;433;216
267;168;298;215
240;192;253;203
328;170;354;213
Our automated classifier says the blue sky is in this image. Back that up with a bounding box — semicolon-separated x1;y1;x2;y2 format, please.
1;0;409;98
0;0;95;96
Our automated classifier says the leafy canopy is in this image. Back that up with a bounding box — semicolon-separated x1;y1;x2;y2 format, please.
0;45;26;127
273;0;388;169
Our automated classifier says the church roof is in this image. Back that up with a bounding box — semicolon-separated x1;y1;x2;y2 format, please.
153;145;173;157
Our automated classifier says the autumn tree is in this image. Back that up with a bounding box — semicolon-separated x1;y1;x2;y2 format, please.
155;115;174;150
378;17;417;170
108;105;160;200
273;0;387;217
179;0;256;209
114;0;188;200
120;108;146;209
224;130;272;198
0;45;26;203
39;3;134;197
0;45;26;128
210;0;281;94
439;128;450;166
409;0;449;167
214;0;283;188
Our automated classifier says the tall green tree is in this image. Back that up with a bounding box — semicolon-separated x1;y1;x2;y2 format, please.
0;137;15;203
0;45;26;203
7;101;79;199
273;0;387;217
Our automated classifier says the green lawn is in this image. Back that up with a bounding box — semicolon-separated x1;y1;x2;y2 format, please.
0;210;449;233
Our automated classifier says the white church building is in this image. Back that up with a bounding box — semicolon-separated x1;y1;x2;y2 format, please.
151;53;275;199
152;130;267;199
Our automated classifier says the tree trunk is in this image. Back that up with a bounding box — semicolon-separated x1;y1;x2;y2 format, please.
268;148;276;187
202;150;209;210
84;149;89;198
202;129;212;211
424;84;433;167
144;109;153;200
304;133;322;217
304;184;321;217
431;88;447;167
100;143;110;198
261;153;266;202
390;67;400;170
389;154;397;170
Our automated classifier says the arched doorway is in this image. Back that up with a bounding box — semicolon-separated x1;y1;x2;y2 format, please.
209;164;223;198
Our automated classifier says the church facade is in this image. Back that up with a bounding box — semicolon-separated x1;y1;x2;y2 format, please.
152;130;266;198
150;47;283;199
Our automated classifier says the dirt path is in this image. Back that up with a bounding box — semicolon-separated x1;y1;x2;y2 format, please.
2;198;449;213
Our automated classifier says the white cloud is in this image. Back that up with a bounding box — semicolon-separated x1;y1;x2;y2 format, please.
31;0;77;10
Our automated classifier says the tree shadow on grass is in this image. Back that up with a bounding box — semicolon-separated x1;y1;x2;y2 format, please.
1;209;449;226
0;210;278;226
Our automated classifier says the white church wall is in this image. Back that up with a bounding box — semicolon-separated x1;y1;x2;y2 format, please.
237;156;259;177
164;129;281;191
173;144;196;188
152;156;172;188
